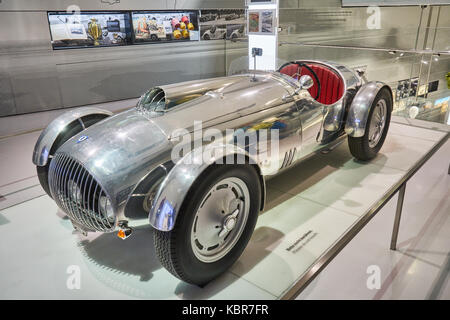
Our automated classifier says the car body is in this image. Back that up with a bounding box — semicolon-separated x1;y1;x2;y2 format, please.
225;13;241;21
199;13;217;23
50;16;88;41
33;60;392;284
230;25;245;39
135;18;172;41
202;25;227;40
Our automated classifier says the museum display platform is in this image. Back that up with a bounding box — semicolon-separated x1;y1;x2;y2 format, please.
0;118;448;299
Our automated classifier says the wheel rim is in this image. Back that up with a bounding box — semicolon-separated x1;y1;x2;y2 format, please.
368;99;387;148
190;177;250;263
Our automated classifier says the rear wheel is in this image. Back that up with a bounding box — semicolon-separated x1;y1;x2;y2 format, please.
348;88;392;161
154;165;261;285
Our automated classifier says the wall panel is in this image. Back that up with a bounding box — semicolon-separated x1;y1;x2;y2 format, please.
0;0;245;116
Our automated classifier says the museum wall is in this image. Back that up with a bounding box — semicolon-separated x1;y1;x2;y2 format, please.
0;0;246;116
1;0;448;117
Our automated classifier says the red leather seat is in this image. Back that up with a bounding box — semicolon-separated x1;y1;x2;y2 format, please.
279;63;344;105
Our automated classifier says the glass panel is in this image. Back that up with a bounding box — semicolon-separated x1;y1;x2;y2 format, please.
224;2;449;126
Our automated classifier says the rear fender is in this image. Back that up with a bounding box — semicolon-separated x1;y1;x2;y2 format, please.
345;81;392;137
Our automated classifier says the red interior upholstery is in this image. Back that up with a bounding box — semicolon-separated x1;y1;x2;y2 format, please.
279;63;344;105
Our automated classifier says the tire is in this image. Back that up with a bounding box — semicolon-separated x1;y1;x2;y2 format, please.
348;88;392;161
204;34;210;40
154;164;261;285
36;114;108;198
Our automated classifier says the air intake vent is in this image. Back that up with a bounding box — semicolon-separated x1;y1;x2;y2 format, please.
281;148;296;169
48;153;116;232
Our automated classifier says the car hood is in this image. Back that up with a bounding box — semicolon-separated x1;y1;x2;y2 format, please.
139;72;293;139
56;109;172;206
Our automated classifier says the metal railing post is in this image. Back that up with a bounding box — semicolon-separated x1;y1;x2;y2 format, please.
390;182;407;250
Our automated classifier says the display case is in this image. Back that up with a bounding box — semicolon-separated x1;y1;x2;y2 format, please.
131;11;199;43
48;11;132;49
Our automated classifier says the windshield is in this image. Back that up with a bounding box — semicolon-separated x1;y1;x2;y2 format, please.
136;87;165;112
227;55;290;76
136;87;204;113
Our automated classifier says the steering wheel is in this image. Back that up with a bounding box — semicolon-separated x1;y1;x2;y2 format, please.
278;61;321;101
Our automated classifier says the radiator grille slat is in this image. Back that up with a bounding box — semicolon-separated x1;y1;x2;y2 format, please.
48;153;115;232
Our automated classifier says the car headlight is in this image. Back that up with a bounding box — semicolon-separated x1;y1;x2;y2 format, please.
99;195;114;221
67;180;82;202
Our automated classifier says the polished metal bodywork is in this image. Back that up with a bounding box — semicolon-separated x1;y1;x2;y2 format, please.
33;62;390;234
32;107;113;166
345;81;392;137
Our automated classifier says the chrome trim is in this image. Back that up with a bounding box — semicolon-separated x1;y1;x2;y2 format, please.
54;109;173;226
345;81;392;137
368;99;387;148
32;107;112;166
190;177;250;263
299;75;313;90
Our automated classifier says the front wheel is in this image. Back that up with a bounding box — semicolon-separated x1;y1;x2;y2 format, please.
348;88;392;161
154;165;261;285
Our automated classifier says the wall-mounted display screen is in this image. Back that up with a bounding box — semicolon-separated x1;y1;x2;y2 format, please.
131;11;199;43
48;11;131;49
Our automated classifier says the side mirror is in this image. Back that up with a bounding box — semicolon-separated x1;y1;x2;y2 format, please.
298;74;314;90
283;74;315;101
293;75;314;95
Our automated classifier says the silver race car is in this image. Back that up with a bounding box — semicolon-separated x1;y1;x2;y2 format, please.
33;60;392;285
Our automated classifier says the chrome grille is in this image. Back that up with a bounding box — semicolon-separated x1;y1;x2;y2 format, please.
48;153;116;232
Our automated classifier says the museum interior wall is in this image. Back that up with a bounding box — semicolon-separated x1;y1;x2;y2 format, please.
1;0;449;124
0;0;246;116
276;0;450;123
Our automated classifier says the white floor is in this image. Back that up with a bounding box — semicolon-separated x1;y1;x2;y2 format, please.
298;132;450;300
0;115;448;299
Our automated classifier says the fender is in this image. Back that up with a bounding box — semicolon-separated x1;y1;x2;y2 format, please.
345;81;392;137
148;144;265;232
32;107;112;166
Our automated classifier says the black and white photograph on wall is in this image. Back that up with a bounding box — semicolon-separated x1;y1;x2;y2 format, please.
396;77;419;101
395;77;434;102
227;24;246;40
131;11;199;44
48;11;131;49
199;9;246;41
201;25;227;40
